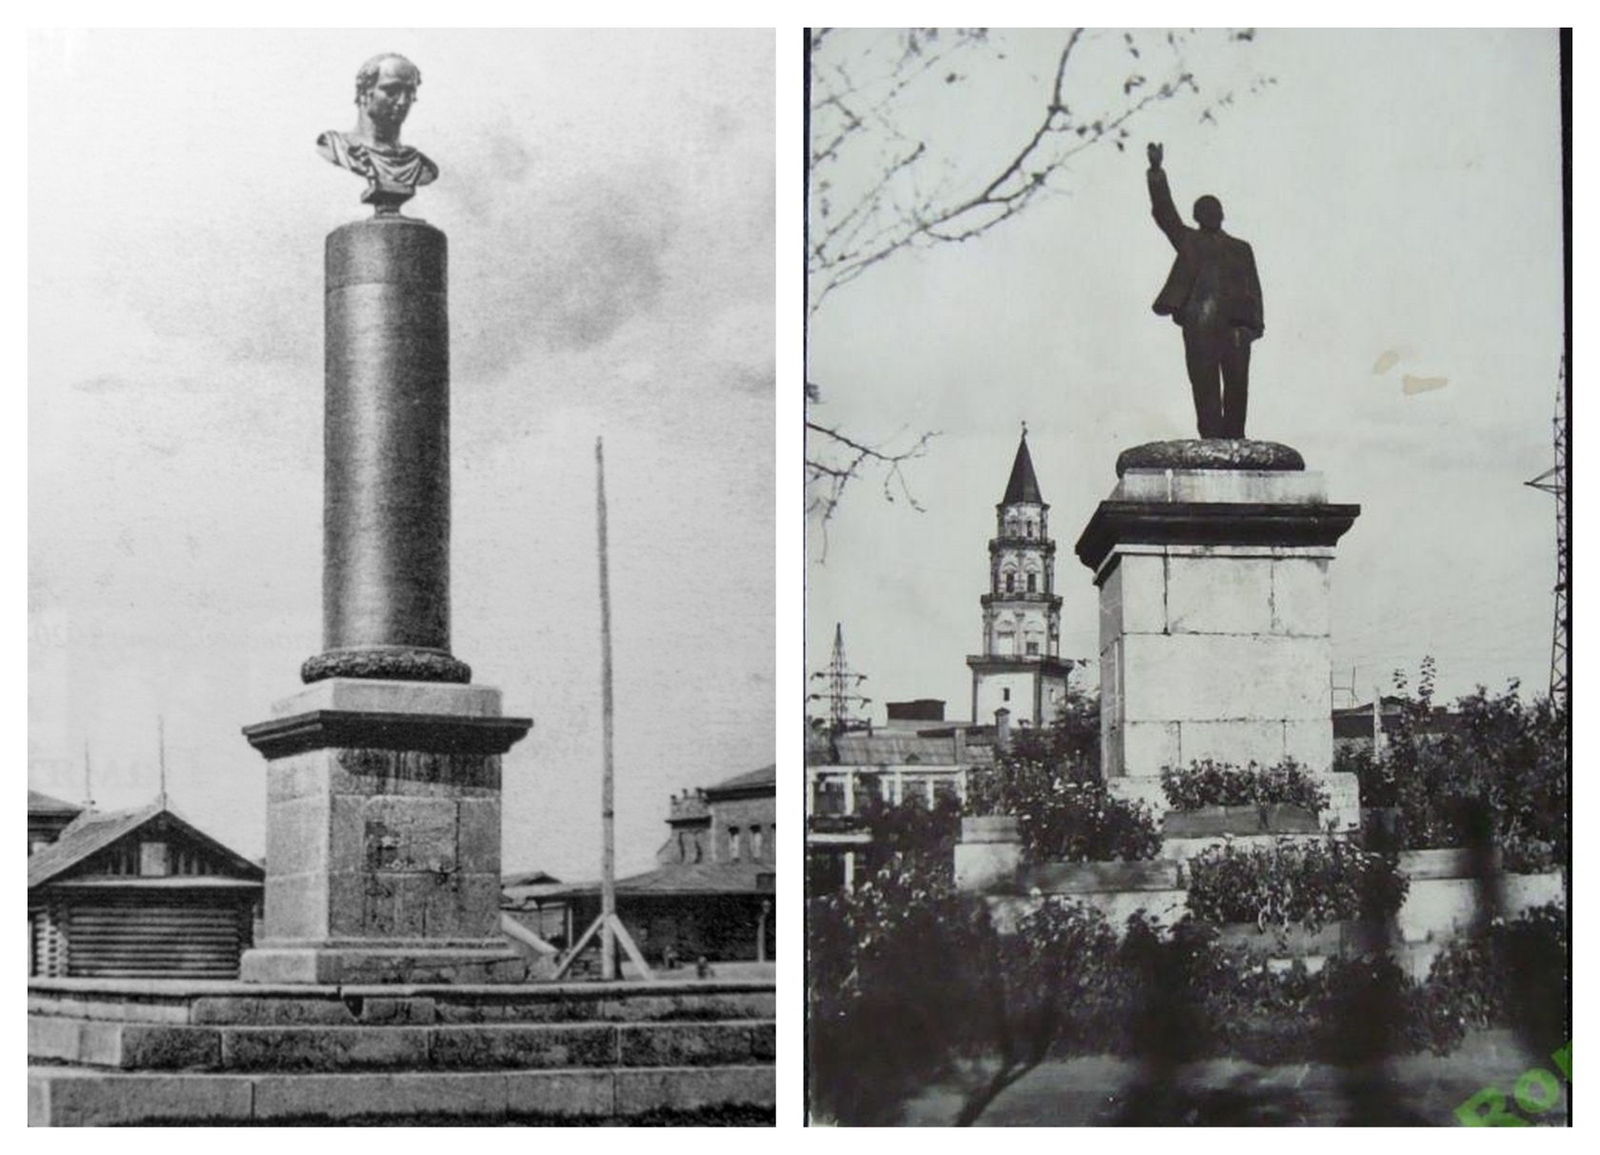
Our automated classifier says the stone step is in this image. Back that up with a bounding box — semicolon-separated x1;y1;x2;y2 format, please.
28;978;774;1027
29;1063;775;1126
30;1015;775;1073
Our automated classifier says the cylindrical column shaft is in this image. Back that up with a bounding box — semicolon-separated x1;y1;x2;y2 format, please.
302;215;469;684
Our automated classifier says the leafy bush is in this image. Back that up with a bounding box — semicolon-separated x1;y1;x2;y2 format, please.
967;772;1162;863
1112;914;1448;1068
965;690;1161;863
1185;837;1407;931
807;861;1119;1125
1335;661;1568;872
1422;903;1569;1050
857;792;963;884
1160;758;1330;813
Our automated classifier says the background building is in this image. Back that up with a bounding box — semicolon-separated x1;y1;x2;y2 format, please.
28;799;264;979
528;765;776;966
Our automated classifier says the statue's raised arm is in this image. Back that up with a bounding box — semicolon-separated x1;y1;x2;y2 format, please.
1146;141;1186;249
317;53;439;214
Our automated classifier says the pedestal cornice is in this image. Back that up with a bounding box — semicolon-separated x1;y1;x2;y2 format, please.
1075;500;1361;575
243;710;532;759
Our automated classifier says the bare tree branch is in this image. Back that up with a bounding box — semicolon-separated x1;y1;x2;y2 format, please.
805;28;1270;532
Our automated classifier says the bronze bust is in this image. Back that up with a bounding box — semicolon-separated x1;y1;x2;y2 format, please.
317;53;439;213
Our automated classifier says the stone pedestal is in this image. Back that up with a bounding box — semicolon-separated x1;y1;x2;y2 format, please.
1074;443;1361;830
240;679;531;983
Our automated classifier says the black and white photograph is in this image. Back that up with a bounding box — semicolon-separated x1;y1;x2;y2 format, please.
27;28;775;1125
804;28;1570;1125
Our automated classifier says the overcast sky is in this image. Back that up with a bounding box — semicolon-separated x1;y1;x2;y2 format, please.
807;29;1565;722
29;29;775;879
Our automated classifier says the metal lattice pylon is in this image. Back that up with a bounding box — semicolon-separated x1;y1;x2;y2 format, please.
808;622;871;733
1525;353;1568;702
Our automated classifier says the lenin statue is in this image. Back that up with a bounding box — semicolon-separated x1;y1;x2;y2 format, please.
1146;142;1263;439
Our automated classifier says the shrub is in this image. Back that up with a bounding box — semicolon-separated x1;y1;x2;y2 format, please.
967;691;1160;863
807;863;1121;1124
968;771;1162;863
1337;661;1568;872
1160;758;1331;813
1110;914;1445;1068
1185;837;1407;931
1422;903;1569;1049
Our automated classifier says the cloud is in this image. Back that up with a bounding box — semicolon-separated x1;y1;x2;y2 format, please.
440;126;684;381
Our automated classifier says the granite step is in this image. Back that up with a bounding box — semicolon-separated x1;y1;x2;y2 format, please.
30;1015;775;1073
28;978;775;1027
29;1063;776;1125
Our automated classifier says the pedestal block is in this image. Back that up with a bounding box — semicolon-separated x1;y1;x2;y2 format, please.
241;679;531;983
1076;451;1361;830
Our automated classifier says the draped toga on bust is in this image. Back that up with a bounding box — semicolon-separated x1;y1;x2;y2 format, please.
316;130;439;199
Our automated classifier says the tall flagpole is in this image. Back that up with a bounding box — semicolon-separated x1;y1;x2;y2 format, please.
157;715;168;807
596;437;617;981
547;438;651;983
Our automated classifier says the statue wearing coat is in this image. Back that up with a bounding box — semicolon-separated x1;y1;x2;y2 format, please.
1146;142;1263;440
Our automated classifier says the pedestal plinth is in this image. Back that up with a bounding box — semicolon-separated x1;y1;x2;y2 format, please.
1074;445;1361;829
240;679;531;983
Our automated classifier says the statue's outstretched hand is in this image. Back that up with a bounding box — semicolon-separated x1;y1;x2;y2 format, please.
1147;142;1164;169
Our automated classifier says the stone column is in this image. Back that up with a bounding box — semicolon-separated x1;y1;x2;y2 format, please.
239;215;532;984
1074;441;1361;830
305;216;467;685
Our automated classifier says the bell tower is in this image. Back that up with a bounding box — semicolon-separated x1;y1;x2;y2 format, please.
967;428;1073;727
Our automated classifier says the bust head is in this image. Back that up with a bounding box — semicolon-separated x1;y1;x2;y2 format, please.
1193;195;1224;232
354;54;422;139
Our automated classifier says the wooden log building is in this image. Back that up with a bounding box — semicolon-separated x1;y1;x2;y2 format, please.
27;800;264;979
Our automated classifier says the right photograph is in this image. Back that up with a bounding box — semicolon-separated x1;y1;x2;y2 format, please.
804;29;1569;1126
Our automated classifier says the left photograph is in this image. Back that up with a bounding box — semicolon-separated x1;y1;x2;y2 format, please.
28;29;775;1126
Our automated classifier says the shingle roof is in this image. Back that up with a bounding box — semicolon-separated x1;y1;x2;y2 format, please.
27;801;263;890
704;764;775;796
544;862;773;899
28;789;83;817
1001;432;1044;505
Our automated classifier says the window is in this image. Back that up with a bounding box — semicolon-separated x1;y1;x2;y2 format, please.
1026;521;1035;538
1026;573;1037;592
1004;573;1015;593
140;841;170;877
1026;642;1039;655
728;827;741;862
1002;687;1011;702
751;827;764;861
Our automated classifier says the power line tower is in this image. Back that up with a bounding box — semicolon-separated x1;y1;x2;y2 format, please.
1525;353;1568;703
808;622;871;733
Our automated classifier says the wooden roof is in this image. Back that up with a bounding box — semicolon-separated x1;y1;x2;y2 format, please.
28;802;263;891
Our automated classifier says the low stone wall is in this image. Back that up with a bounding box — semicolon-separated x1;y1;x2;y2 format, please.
960;831;1565;975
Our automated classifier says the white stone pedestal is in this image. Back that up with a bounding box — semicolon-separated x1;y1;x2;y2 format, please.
1075;461;1362;831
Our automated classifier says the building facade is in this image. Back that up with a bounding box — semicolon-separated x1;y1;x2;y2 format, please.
527;765;776;966
967;431;1074;726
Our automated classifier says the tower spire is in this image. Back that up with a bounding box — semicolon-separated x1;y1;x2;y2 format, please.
1001;427;1043;505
